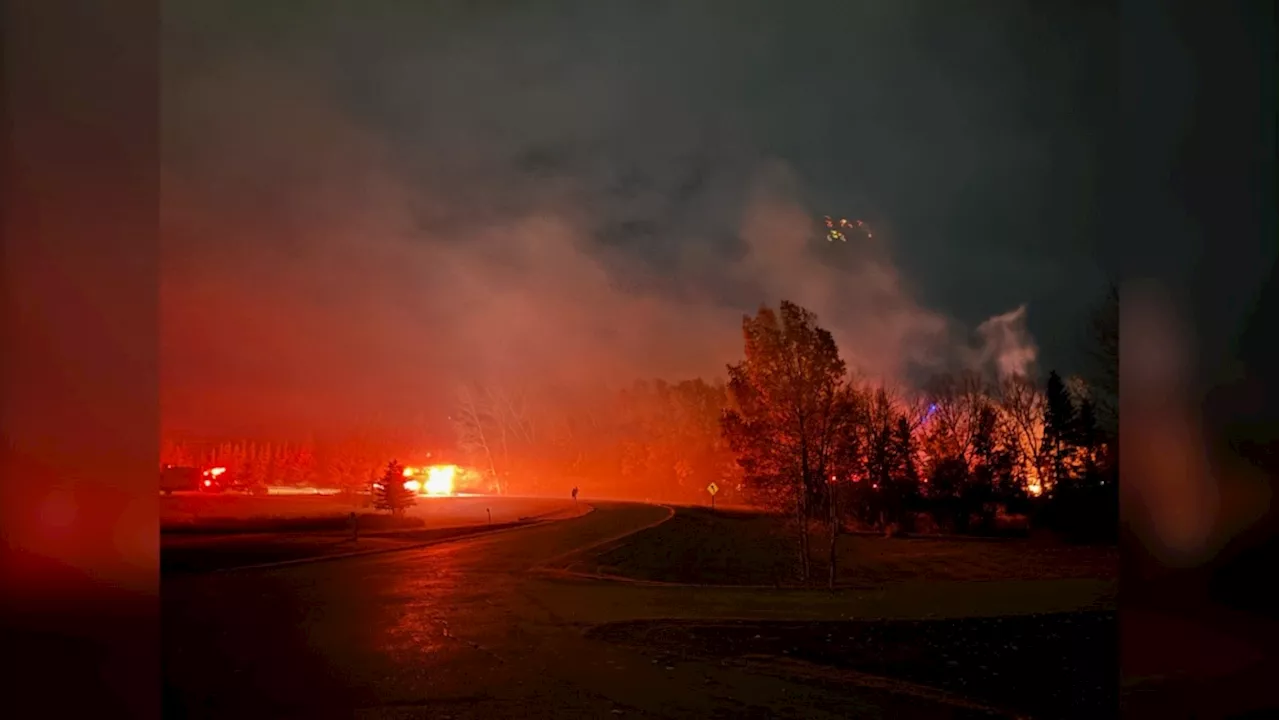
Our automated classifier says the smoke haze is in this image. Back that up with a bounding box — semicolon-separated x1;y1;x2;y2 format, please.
161;2;1102;442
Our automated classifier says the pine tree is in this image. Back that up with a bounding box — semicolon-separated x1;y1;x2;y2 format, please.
375;460;415;515
966;404;999;530
1074;398;1100;478
888;415;920;531
1040;370;1076;493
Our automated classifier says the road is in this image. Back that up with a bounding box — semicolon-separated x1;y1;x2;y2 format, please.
162;493;577;528
163;502;1101;719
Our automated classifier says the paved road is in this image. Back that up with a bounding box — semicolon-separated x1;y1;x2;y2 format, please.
163;502;1107;719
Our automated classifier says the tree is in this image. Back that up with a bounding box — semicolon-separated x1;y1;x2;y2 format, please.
921;371;988;470
887;414;921;532
722;301;856;586
997;374;1048;497
1041;370;1076;493
1074;397;1101;479
851;385;906;532
968;403;1015;532
925;456;969;532
375;460;415;515
454;384;504;493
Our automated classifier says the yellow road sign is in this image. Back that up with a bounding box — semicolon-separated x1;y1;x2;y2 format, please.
707;482;719;496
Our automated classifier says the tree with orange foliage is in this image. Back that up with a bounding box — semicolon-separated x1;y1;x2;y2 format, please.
722;301;857;586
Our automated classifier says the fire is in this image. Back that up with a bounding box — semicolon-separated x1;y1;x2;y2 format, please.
424;465;457;495
403;479;422;493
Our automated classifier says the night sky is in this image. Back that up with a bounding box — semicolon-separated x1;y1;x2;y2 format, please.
158;1;1268;441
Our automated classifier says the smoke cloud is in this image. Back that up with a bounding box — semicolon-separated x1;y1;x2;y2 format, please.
972;305;1041;380
161;4;1046;442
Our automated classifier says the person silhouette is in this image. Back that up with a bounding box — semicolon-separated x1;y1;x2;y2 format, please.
571;486;578;502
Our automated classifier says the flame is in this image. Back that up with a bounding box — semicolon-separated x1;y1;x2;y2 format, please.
402;466;416;477
424;465;457;495
403;479;421;492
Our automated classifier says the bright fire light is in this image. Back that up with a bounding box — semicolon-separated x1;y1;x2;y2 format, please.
403;479;422;492
424;465;457;495
402;466;416;477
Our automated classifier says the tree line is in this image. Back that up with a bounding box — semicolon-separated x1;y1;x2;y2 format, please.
160;437;409;493
451;378;740;502
450;289;1117;577
720;299;1118;585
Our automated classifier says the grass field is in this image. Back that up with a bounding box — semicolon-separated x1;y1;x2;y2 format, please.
591;611;1117;719
579;506;1118;587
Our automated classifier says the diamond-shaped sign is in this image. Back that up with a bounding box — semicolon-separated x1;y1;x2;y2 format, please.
707;482;719;496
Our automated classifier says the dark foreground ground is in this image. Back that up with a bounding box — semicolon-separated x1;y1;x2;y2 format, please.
577;506;1119;587
167;503;1074;719
590;612;1117;720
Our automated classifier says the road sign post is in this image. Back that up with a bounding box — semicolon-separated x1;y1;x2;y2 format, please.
707;482;719;510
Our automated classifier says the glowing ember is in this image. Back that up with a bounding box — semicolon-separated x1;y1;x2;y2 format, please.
403;479;421;492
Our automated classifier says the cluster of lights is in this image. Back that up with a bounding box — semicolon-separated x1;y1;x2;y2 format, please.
200;466;226;487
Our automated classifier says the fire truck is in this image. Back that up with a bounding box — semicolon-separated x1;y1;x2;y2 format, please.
160;464;230;495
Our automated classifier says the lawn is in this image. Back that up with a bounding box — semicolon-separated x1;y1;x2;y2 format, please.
590;611;1118;720
578;506;1118;587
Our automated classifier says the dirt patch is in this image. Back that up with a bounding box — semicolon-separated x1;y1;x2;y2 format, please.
589;611;1117;720
584;507;1117;587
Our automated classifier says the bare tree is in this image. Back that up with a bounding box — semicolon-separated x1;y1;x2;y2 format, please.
453;383;503;493
997;374;1048;495
922;371;989;470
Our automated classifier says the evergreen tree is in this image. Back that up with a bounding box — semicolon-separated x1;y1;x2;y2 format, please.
1040;370;1076;493
966;404;1001;531
375;460;415;515
1074;398;1101;479
888;415;920;531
